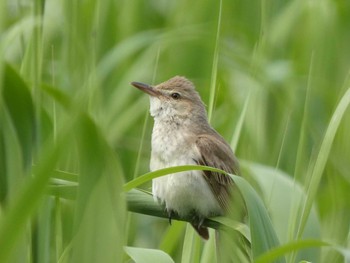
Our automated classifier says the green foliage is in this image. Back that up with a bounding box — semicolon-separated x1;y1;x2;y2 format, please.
124;246;175;263
1;0;350;262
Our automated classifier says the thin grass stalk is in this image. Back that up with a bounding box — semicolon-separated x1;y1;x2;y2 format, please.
33;0;44;152
54;196;63;262
287;52;314;263
207;0;222;122
132;47;160;179
267;115;290;207
230;91;251;152
0;0;4;93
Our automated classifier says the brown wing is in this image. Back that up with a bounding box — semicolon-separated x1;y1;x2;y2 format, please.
195;133;240;210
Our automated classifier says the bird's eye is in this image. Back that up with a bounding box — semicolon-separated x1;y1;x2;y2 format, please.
171;92;181;100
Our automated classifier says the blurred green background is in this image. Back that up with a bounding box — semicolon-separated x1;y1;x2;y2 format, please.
0;0;349;262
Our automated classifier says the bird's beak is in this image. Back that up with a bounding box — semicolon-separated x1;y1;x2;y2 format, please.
131;82;161;97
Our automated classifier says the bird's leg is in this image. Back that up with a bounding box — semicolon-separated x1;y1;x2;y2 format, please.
167;209;174;225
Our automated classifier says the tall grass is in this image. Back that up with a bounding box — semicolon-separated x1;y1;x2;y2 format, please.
1;0;350;262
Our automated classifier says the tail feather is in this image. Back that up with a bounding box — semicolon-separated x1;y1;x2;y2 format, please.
191;223;209;240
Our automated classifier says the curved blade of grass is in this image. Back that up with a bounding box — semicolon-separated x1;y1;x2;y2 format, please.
3;64;35;168
297;88;350;239
242;161;321;244
210;217;251;242
229;174;285;263
123;165;229;192
255;239;328;263
230;90;251;152
0;130;65;263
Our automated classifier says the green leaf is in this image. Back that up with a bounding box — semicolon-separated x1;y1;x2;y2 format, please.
242;162;321;241
124;165;229;192
124;246;174;263
333;246;350;263
181;224;197;263
242;161;321;261
70;114;126;263
0;129;64;263
210;217;250;242
41;83;72;110
229;174;285;263
297;88;350;239
2;63;35;168
255;239;327;263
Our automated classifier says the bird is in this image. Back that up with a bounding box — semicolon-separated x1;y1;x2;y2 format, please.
131;76;240;240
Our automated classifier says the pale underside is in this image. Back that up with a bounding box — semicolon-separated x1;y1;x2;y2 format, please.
151;159;223;218
150;117;223;219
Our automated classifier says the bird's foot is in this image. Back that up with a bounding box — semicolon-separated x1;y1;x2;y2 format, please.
167;209;174;225
190;214;209;240
191;213;205;228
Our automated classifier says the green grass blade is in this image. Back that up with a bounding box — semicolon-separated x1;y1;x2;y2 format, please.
181;224;196;263
207;0;222;122
229;174;285;263
200;229;217;263
159;221;186;255
297;88;350;239
255;239;328;263
230;91;251;152
243;161;321;244
70;115;126;263
3;64;35;168
0;133;64;262
210;217;250;242
124;165;228;192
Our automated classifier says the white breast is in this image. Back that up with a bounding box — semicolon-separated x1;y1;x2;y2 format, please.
150;120;222;218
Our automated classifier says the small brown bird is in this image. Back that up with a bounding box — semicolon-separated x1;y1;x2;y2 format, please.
131;76;240;239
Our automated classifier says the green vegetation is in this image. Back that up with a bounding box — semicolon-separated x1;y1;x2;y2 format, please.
1;0;349;262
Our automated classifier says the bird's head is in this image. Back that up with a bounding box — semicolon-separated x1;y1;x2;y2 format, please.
132;76;207;122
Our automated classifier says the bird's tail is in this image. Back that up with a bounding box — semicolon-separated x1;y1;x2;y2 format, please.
191;223;209;240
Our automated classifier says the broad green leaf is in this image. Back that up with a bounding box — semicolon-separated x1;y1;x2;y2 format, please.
181;224;197;263
255;239;327;263
201;229;217;263
70;114;125;263
3;64;34;168
242;162;321;241
229;174;285;263
0;129;64;262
